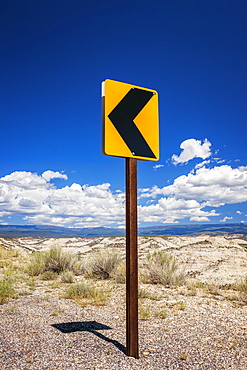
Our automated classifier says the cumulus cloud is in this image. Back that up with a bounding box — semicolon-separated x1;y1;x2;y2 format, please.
42;170;68;182
139;165;247;223
139;197;217;224
0;171;125;227
172;138;212;165
1;163;247;226
141;165;247;205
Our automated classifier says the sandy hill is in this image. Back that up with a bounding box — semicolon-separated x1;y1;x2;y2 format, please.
1;234;247;286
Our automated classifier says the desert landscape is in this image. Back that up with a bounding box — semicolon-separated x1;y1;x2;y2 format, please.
0;234;247;369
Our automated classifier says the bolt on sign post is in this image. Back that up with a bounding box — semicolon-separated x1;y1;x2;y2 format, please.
102;79;159;358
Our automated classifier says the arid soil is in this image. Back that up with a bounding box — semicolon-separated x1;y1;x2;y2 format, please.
1;234;247;285
0;235;247;369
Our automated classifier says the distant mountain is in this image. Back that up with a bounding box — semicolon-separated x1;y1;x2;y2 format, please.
140;223;247;236
0;223;246;237
0;225;124;238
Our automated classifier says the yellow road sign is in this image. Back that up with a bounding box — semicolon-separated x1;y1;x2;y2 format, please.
102;79;159;161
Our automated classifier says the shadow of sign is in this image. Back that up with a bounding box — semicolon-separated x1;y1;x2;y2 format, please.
52;321;126;354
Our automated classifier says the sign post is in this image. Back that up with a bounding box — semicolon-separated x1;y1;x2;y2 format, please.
102;79;159;358
125;157;138;358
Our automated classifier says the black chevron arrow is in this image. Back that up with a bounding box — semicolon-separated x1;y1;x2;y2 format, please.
108;88;156;159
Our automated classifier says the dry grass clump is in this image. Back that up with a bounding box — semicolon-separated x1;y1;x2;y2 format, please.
186;278;209;296
139;303;151;320
0;277;16;304
0;246;19;269
40;270;58;281
235;275;247;296
112;260;126;283
26;252;45;276
60;270;75;283
143;251;186;287
63;280;110;306
26;246;78;277
85;249;122;279
155;308;167;319
0;246;19;259
138;288;161;301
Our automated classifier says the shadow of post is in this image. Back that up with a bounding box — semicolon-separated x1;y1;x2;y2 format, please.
52;321;126;354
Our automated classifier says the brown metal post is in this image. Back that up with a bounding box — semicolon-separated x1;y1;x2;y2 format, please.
125;157;139;359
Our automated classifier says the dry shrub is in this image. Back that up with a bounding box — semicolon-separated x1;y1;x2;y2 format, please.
40;270;58;281
60;270;75;283
42;246;77;273
27;246;77;276
72;261;87;276
144;251;185;287
26;252;45;276
86;250;122;279
0;247;19;268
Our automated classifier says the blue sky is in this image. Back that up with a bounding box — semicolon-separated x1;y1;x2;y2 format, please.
0;0;247;228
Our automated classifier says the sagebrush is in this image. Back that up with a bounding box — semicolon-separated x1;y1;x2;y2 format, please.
85;249;122;279
144;251;185;286
27;246;78;276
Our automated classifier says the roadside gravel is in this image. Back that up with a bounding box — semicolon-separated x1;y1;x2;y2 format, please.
0;284;247;370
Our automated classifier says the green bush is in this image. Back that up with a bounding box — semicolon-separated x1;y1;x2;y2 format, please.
0;277;16;304
144;251;185;287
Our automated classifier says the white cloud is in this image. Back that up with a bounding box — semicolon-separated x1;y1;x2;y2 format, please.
213;158;226;164
236;211;243;214
220;216;233;222
172;138;212;165
141;165;247;205
139;164;247;223
0;171;49;189
190;216;210;222
1;163;247;227
42;170;68;182
153;164;164;170
194;160;211;169
0;171;125;227
139;197;218;224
